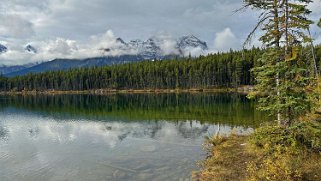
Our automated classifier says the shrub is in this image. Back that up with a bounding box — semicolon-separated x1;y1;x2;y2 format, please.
247;121;321;180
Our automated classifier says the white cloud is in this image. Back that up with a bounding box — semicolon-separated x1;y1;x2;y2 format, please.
31;38;79;61
315;34;321;45
47;38;78;55
0;0;257;46
0;0;319;65
214;28;240;51
182;47;206;57
0;30;208;65
88;30;138;56
0;50;33;65
308;1;321;19
160;40;179;55
152;33;180;55
0;14;35;39
90;30;117;49
0;30;139;65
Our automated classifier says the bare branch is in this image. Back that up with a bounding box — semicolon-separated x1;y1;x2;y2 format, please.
243;15;272;48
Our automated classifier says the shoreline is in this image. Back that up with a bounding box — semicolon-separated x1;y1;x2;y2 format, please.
0;86;253;95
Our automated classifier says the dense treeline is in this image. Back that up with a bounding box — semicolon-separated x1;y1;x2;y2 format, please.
0;46;320;91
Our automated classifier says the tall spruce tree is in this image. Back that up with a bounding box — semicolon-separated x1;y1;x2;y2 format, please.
244;0;317;124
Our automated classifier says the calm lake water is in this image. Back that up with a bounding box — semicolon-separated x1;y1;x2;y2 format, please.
0;93;266;181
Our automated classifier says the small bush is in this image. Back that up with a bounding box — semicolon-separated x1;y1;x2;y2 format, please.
247;121;321;180
289;121;321;152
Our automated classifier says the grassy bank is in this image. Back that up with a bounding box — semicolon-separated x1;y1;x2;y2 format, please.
0;86;253;95
194;120;321;181
193;135;253;180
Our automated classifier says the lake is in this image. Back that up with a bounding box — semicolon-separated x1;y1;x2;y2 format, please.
0;93;266;181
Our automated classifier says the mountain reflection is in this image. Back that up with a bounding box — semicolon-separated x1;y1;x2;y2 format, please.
0;93;261;181
0;125;8;140
0;117;223;148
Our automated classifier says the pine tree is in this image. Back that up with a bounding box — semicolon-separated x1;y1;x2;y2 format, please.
244;0;317;124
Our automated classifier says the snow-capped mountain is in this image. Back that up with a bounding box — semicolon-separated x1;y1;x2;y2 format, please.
101;35;208;59
177;35;208;50
141;38;162;59
2;35;207;59
127;39;143;49
0;44;7;54
25;45;37;54
2;35;208;77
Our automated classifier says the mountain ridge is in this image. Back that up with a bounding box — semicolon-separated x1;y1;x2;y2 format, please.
2;35;207;77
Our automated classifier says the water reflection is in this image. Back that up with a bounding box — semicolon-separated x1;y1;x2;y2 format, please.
0;125;8;140
0;93;265;181
1;113;246;147
0;93;266;127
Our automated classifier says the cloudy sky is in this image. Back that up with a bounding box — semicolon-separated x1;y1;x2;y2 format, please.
0;0;320;65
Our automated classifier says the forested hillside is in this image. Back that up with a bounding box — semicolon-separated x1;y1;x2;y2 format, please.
0;46;320;91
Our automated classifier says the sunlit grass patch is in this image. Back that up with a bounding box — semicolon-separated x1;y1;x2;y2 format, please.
193;134;255;181
194;121;321;181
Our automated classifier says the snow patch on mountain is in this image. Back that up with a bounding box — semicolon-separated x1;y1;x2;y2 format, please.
95;35;207;59
100;35;207;59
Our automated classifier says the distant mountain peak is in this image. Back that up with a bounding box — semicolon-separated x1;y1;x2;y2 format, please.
25;45;37;54
141;38;162;59
99;35;208;59
127;39;143;47
116;38;126;45
182;35;198;39
0;44;8;54
3;35;209;77
177;35;208;50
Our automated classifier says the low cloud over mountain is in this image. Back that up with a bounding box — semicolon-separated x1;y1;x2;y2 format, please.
0;30;208;65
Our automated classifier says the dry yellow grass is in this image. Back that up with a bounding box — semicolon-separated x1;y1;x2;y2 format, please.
193;135;255;181
194;130;321;181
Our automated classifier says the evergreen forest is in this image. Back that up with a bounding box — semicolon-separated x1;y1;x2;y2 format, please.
1;46;321;91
